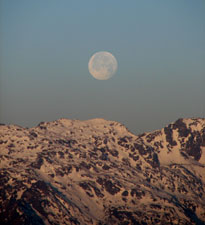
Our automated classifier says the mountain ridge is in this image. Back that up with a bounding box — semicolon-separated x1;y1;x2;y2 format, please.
0;117;205;224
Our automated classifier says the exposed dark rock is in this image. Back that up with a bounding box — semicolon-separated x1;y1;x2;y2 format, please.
102;164;110;170
69;216;80;225
104;180;120;195
146;131;161;143
173;119;190;137
185;134;202;161
100;153;109;161
30;157;44;169
79;161;91;170
152;153;160;168
30;132;38;138
79;182;91;191
164;125;177;146
130;189;145;199
55;139;77;147
8;143;15;148
122;191;128;197
91;185;104;198
129;153;139;161
134;143;146;155
108;149;119;157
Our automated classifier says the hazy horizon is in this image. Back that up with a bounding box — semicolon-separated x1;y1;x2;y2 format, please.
0;0;204;134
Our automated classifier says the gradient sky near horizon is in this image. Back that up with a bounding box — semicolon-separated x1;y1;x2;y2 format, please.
0;0;204;134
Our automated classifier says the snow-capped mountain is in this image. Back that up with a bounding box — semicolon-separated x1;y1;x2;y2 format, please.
0;118;205;225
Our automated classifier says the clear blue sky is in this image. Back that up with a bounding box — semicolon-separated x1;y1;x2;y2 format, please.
0;0;204;134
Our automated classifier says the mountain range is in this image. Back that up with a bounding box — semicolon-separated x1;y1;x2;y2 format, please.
0;118;205;225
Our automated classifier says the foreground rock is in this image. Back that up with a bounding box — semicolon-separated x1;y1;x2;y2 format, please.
0;118;205;224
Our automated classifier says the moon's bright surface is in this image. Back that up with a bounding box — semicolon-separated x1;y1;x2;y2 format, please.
88;51;118;80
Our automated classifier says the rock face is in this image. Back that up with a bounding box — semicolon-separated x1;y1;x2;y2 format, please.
0;118;205;225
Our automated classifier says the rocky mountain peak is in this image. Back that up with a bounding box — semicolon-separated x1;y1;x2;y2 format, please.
0;118;205;224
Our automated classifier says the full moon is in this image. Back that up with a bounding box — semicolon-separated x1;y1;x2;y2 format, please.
88;51;118;80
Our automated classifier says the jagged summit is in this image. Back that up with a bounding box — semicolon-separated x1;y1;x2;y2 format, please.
0;118;205;224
